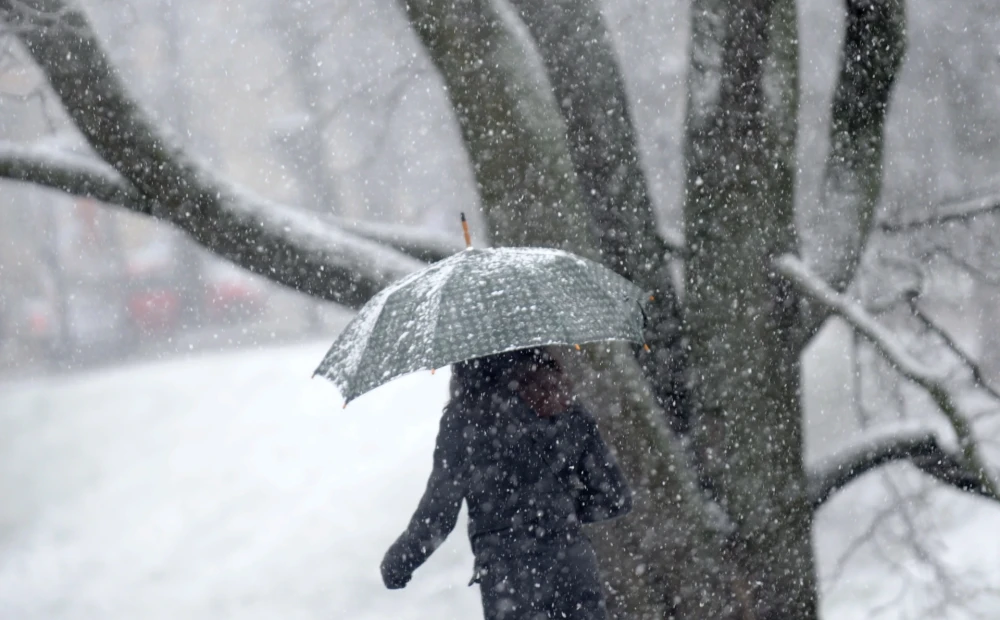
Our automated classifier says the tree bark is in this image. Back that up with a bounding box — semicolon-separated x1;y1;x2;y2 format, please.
567;344;736;620
506;0;690;431
684;1;816;617
400;0;592;253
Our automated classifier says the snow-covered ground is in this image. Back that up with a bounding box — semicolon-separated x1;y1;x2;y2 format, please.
0;342;479;619
1;335;998;619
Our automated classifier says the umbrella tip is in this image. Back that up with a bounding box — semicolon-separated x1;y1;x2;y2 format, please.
460;212;472;249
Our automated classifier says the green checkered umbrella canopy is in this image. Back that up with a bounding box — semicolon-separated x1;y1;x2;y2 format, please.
314;247;646;404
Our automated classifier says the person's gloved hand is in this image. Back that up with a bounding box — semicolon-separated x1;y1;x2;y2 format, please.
380;548;412;590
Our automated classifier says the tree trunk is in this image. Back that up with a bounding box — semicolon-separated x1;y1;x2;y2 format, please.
506;0;690;431
400;0;593;252
400;1;738;616
684;1;817;617
567;344;738;619
802;0;905;309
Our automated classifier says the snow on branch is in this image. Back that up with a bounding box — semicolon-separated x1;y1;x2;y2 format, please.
0;139;428;307
0;140;459;268
776;254;1000;503
328;216;464;263
807;423;997;509
0;0;448;308
878;191;1000;234
0;140;149;211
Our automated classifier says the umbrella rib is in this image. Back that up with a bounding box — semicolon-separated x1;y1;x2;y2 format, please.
344;288;396;401
315;283;392;388
578;258;641;324
552;255;644;345
426;250;466;371
522;267;573;347
349;258;449;399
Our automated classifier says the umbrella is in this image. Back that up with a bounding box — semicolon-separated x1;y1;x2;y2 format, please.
314;242;647;405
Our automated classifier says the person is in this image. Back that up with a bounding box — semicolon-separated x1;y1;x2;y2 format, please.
380;346;633;620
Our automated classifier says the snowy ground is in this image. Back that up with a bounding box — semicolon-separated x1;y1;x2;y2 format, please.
1;334;999;619
0;342;480;619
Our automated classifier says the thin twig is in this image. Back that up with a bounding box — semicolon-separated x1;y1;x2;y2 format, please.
878;191;1000;233
909;301;1000;404
930;246;1000;289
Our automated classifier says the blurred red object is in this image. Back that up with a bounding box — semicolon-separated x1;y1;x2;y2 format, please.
204;279;265;320
127;288;181;332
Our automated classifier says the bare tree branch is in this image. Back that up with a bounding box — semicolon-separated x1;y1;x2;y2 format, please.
908;301;1000;404
809;427;940;509
505;0;691;433
777;254;1000;501
0;0;434;308
930;246;1000;289
0;140;458;267
401;0;595;252
808;425;998;509
331;71;420;173
879;191;1000;233
827;495;901;586
315;66;423;133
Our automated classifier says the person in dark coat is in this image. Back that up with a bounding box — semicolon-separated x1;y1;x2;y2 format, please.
380;346;633;620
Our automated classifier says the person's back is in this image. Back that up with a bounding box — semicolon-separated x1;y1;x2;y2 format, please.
380;348;632;620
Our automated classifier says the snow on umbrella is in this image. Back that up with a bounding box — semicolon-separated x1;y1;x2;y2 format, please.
314;246;647;405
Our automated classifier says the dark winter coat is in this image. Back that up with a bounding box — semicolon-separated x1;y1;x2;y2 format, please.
380;357;632;619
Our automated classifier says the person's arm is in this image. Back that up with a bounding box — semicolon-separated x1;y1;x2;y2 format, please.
380;406;466;589
574;408;633;523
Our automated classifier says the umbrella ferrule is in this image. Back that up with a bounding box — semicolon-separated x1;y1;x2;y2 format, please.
461;212;472;249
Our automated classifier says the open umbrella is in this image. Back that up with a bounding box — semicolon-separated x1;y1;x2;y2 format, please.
314;225;647;404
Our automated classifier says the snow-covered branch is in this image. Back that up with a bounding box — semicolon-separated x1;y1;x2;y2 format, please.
0;140;462;266
808;424;997;509
878;191;1000;233
0;0;438;308
327;216;463;263
0;140;149;210
777;254;1000;502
